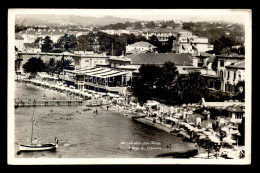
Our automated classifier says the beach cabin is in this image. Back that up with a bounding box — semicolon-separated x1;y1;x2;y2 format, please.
145;100;160;111
226;104;245;124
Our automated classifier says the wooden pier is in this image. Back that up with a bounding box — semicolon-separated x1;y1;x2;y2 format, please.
15;100;84;108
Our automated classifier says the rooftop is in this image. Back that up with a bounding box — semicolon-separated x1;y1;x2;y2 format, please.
109;56;131;61
225;61;245;69
217;53;245;59
15;34;24;40
200;98;245;108
127;53;193;66
24;43;40;48
126;49;146;54
20;29;68;36
226;104;245;112
127;41;157;48
207;56;216;63
147;28;179;33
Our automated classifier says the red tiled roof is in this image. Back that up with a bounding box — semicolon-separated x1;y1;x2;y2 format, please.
147;28;179;33
217;53;245;59
24;43;40;48
127;53;193;66
207;56;216;63
15;34;24;40
127;41;157;48
226;104;245;112
225;61;245;69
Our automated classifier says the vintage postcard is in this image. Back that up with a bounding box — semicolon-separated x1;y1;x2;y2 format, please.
8;9;251;165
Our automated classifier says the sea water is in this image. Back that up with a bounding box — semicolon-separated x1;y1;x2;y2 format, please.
14;82;195;158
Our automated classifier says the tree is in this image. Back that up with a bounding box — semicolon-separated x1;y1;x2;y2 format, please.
34;37;43;45
136;35;147;42
174;72;208;104
77;35;93;51
23;57;46;77
131;64;163;101
55;58;71;75
161;61;178;90
146;21;156;29
134;22;142;30
41;36;54;52
213;36;236;55
148;35;162;51
45;58;56;76
15;25;28;33
233;81;245;101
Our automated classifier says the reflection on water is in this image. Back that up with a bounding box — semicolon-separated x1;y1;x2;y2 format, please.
14;82;195;158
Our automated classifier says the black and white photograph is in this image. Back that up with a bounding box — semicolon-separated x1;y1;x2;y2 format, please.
7;9;251;165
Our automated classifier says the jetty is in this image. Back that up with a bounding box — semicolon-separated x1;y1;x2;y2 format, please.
15;100;83;107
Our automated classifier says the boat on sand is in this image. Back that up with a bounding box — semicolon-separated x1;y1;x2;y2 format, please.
18;108;58;153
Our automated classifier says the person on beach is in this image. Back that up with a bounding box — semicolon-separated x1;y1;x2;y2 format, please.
107;105;109;111
96;109;98;114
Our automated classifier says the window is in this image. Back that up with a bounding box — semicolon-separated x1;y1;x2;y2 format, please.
227;71;230;80
234;72;236;80
220;60;224;67
220;71;223;80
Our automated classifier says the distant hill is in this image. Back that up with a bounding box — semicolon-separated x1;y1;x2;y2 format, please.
15;14;140;27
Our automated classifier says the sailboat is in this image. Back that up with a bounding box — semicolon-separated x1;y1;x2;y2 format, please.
19;108;58;152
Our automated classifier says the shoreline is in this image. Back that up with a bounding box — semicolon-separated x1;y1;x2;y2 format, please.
14;78;244;159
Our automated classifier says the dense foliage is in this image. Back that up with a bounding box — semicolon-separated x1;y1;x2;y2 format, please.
131;62;210;104
182;22;245;55
41;36;54;52
22;57;46;76
131;63;244;104
15;25;28;33
23;57;72;78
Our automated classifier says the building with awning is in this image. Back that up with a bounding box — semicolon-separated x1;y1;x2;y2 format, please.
62;67;130;95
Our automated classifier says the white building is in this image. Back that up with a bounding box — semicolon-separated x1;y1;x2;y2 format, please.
216;53;245;92
23;43;41;53
126;41;157;55
73;51;110;69
19;28;69;43
189;37;214;55
223;61;245;93
144;28;178;43
176;34;213;55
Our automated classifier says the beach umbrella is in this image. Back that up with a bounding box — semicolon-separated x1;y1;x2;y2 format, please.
221;127;229;134
202;110;209;115
223;137;236;144
230;129;241;136
173;115;180;119
203;131;213;136
208;135;221;144
199;135;207;139
188;122;195;127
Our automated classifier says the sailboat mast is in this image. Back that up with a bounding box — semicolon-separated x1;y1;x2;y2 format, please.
31;108;35;144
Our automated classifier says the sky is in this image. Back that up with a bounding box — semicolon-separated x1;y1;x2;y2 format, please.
11;9;251;24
